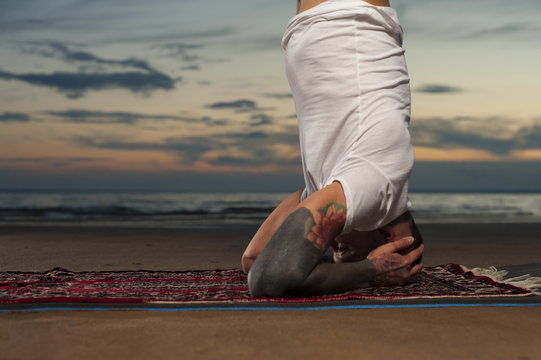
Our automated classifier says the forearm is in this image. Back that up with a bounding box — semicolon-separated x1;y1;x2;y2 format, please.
249;235;376;297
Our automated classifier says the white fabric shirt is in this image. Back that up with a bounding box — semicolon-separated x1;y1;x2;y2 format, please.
282;0;414;233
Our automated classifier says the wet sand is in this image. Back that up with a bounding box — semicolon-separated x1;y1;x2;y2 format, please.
1;223;541;359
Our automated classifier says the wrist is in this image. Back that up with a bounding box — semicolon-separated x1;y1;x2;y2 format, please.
355;259;378;287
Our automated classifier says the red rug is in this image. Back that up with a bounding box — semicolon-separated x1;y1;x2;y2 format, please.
0;264;536;305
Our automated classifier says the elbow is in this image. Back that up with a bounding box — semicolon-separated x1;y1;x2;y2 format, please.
247;264;303;298
247;270;264;297
248;270;284;298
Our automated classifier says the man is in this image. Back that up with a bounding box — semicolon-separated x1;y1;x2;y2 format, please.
243;0;423;297
243;186;423;297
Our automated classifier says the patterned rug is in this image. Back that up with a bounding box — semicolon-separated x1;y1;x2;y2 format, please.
0;264;538;305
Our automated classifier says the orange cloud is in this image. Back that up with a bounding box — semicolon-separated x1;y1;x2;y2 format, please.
413;146;503;161
508;149;541;161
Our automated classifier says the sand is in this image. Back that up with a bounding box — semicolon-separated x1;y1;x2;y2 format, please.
1;223;541;359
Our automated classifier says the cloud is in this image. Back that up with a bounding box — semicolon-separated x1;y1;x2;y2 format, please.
0;112;32;122
181;65;200;71
397;0;541;44
250;114;273;126
216;131;268;139
411;116;541;155
263;93;293;99
0;42;177;98
205;155;260;166
205;99;273;113
516;124;541;149
415;84;463;94
155;42;204;63
17;41;159;72
160;43;202;52
0;156;108;168
151;40;230;71
206;99;256;110
73;135;216;164
73;127;301;167
46;109;227;126
0;70;176;99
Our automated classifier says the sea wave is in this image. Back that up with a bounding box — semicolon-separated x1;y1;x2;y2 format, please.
1;191;540;226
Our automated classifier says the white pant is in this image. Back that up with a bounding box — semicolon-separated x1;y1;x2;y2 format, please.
282;0;414;233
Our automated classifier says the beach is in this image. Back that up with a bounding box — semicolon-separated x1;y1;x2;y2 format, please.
1;223;541;359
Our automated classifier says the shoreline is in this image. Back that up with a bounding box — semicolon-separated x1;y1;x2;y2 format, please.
1;222;541;272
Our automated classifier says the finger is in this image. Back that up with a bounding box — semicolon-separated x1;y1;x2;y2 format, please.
390;236;414;252
403;263;423;284
406;244;424;263
410;263;423;276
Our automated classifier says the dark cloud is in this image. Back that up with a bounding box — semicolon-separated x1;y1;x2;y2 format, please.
415;84;463;94
156;42;204;63
47;110;169;124
17;41;159;72
217;131;268;139
205;99;273;113
206;156;260;166
0;70;176;99
0;112;31;122
180;65;200;71
206;99;256;110
73;127;300;167
411;116;541;155
46;109;227;126
250;114;273;126
516;124;541;149
263;93;293;99
73;136;215;164
0;42;177;98
0;156;108;168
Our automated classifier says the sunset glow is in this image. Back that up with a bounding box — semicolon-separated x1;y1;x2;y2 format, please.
1;0;540;191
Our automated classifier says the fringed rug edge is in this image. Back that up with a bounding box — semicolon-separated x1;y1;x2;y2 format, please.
459;265;541;296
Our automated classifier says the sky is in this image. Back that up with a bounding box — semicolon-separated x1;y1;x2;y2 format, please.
1;0;540;192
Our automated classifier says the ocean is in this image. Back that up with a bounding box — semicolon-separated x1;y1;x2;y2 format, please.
1;190;540;227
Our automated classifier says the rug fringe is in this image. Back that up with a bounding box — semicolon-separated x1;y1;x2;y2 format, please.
460;265;541;295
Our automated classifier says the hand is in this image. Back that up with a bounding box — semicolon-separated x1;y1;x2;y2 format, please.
367;236;424;286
